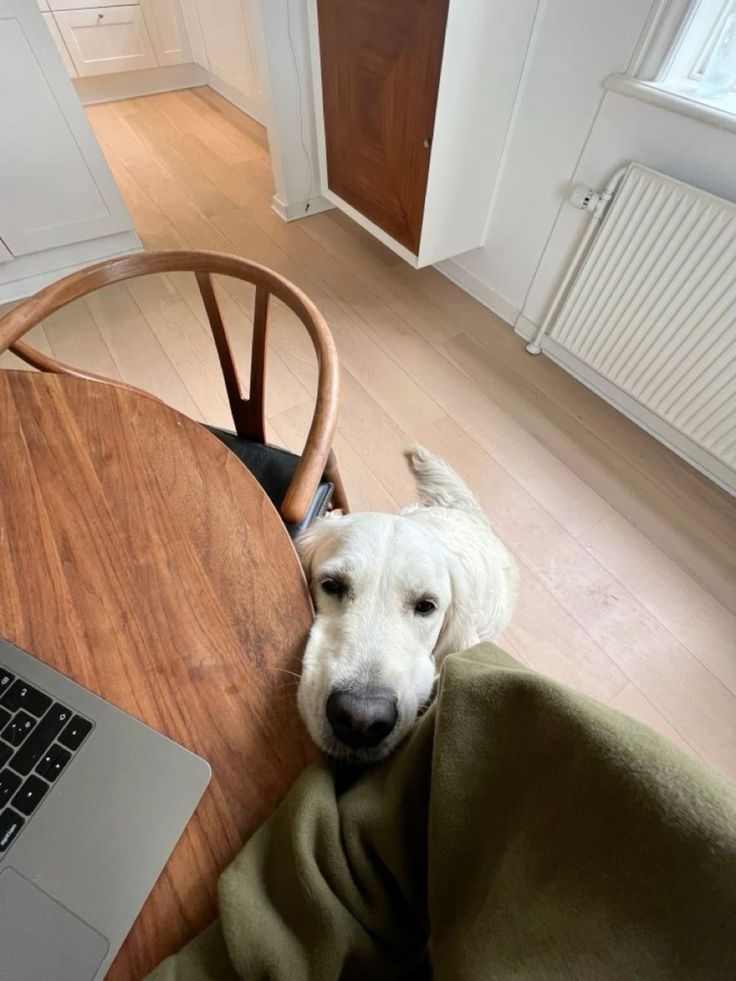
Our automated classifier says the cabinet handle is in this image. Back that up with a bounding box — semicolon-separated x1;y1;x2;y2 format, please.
97;12;104;19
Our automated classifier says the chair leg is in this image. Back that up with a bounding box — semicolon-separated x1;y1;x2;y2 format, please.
325;450;349;513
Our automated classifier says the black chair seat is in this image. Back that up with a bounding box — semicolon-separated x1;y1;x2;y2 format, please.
205;426;333;537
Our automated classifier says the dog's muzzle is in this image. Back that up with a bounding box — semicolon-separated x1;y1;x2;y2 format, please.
325;688;398;749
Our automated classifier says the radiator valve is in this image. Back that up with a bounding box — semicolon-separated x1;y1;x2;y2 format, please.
569;184;601;212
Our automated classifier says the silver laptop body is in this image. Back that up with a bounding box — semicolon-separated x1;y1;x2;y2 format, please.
0;637;211;980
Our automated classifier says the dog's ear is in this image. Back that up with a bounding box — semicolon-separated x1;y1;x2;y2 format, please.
432;554;480;664
294;523;323;580
294;516;342;579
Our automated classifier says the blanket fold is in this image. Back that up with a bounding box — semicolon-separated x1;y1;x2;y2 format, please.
147;645;736;981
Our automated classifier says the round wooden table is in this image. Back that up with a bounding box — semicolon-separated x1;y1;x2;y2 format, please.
0;371;316;978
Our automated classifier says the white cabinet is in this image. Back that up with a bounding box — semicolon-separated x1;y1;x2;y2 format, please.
196;0;262;110
42;1;194;77
42;11;77;76
0;0;133;259
49;0;144;10
54;5;158;76
35;0;265;125
309;0;515;267
143;0;190;66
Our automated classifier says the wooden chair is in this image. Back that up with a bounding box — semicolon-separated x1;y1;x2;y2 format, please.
0;250;348;534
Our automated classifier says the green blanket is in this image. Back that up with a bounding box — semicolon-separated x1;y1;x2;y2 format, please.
147;645;736;981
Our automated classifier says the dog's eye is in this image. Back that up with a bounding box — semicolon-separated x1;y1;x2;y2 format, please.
321;577;347;597
414;598;436;616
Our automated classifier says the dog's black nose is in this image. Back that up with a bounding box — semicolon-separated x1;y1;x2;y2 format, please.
326;689;398;748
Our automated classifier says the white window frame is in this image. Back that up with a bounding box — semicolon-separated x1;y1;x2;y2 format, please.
658;0;736;105
629;0;696;80
605;0;736;133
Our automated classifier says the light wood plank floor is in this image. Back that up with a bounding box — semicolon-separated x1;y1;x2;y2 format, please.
3;88;734;777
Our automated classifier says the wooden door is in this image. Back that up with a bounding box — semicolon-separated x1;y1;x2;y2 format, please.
316;0;449;255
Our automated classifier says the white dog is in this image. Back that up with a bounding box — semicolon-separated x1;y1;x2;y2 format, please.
295;446;518;763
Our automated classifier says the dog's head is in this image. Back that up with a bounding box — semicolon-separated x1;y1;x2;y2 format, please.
295;511;477;763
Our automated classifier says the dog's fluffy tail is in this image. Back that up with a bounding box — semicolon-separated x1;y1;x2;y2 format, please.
404;444;480;511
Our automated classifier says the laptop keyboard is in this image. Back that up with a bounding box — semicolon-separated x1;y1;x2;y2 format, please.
0;667;93;856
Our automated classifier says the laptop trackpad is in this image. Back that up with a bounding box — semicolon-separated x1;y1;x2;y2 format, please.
0;868;109;980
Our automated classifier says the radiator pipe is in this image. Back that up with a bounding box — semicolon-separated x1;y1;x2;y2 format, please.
526;165;629;355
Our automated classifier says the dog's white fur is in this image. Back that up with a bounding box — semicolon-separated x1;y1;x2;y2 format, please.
296;445;518;761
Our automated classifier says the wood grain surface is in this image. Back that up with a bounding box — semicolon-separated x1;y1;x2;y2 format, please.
0;370;316;978
1;248;347;524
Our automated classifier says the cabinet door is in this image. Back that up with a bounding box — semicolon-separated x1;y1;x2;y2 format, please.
55;5;158;76
143;0;191;66
42;12;77;76
0;1;131;254
50;0;143;8
199;0;259;98
316;0;449;255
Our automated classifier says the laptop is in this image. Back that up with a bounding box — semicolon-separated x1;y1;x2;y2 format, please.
0;637;211;980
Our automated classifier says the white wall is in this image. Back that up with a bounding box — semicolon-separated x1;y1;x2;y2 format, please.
179;0;210;70
258;0;328;219
180;0;266;122
182;0;326;219
522;91;736;329
445;0;736;334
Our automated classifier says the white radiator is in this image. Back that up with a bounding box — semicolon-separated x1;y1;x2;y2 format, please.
533;163;736;495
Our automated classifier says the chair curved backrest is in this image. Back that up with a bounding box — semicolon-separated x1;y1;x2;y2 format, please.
0;250;340;526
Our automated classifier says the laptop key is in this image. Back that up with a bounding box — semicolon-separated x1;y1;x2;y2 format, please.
36;744;71;782
1;680;52;718
1;711;36;748
10;703;72;777
0;744;11;770
0;770;22;806
11;775;49;817
58;715;93;751
0;707;10;732
0;808;24;851
0;671;14;694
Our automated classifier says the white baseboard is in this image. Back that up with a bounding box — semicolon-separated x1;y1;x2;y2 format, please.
73;64;266;132
206;73;266;125
271;194;334;222
0;231;141;304
74;64;207;105
514;313;539;342
434;258;519;327
542;336;736;495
